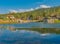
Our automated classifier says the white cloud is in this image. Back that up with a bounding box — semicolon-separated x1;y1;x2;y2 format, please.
30;8;34;11
9;5;51;13
40;5;51;8
18;9;26;12
18;8;34;13
35;7;40;9
9;8;34;13
9;9;18;13
35;5;51;9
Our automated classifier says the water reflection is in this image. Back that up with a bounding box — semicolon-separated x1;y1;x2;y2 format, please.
0;25;15;31
0;22;60;28
0;25;60;34
0;25;60;44
0;29;60;44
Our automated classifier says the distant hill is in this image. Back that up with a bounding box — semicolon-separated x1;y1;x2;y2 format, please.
0;6;60;20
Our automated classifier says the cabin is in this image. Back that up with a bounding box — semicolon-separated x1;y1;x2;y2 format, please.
47;17;58;23
56;15;60;20
7;15;15;19
6;15;15;22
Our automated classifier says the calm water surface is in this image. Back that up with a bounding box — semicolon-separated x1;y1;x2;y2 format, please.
0;22;60;44
0;22;60;28
0;29;60;44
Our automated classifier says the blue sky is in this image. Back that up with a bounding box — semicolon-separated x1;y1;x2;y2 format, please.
0;0;60;14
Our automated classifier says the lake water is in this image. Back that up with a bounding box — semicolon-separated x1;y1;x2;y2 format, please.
0;22;60;44
0;29;60;44
0;22;60;28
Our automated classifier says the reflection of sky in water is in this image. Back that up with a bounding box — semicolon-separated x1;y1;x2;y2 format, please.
0;23;60;44
0;24;60;44
0;30;60;44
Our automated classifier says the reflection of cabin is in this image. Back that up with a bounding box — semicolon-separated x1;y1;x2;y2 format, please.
8;26;16;31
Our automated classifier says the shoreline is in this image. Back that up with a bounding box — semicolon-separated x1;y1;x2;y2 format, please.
0;19;60;24
0;20;39;24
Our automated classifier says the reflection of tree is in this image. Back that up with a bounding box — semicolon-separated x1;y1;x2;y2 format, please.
12;28;60;34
